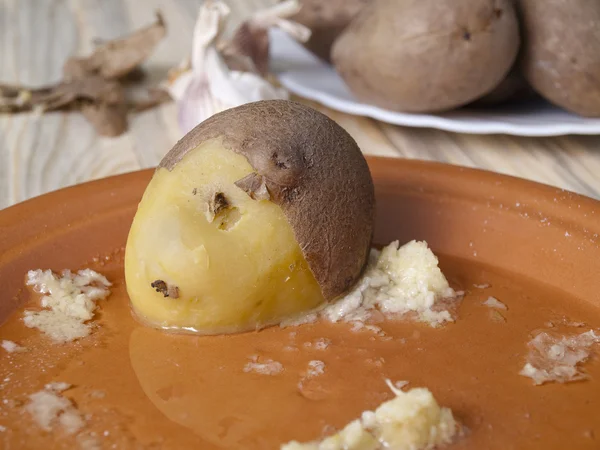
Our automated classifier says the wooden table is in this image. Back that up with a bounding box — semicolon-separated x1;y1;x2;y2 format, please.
2;0;600;210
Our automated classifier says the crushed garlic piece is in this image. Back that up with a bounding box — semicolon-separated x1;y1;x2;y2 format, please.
26;383;85;434
24;269;111;343
483;296;507;310
244;355;284;375
520;330;600;385
1;340;25;353
282;380;457;450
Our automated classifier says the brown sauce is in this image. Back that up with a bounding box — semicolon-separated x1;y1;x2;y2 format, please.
0;254;599;449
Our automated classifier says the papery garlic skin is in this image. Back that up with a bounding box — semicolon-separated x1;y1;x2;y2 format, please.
167;0;308;135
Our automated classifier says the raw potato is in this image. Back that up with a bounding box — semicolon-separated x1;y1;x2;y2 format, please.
332;0;520;113
289;0;372;62
518;0;600;117
125;100;374;334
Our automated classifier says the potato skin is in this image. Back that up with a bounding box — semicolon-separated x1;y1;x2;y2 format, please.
471;69;533;106
332;0;520;113
160;100;375;301
290;0;372;62
518;0;600;117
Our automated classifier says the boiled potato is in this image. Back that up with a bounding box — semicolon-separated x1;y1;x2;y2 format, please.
518;0;600;117
331;0;520;113
125;100;374;334
289;0;372;62
471;69;533;106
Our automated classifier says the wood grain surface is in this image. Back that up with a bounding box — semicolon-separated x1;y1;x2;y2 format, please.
1;0;600;210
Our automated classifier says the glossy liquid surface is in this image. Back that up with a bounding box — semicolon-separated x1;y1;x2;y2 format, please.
1;253;599;450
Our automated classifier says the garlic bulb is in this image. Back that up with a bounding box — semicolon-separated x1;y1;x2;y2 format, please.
167;0;310;135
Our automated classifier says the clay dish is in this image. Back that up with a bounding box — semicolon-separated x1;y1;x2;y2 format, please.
0;157;599;449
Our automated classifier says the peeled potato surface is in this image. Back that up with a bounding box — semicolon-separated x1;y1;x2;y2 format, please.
125;139;325;334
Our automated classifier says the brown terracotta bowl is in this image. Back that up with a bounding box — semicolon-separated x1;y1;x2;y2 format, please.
0;157;599;449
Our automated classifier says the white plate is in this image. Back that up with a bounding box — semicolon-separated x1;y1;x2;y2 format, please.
270;29;600;137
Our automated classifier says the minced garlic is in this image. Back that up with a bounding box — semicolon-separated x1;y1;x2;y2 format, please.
483;296;507;310
243;355;284;375
24;269;111;343
283;240;459;331
520;330;600;385
306;360;325;378
25;383;85;435
1;340;25;353
282;380;457;450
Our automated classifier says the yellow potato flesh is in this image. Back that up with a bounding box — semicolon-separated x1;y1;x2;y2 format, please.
124;139;325;334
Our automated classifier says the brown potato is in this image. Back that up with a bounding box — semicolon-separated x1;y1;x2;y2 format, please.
125;100;375;334
332;0;520;113
289;0;372;62
518;0;600;117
